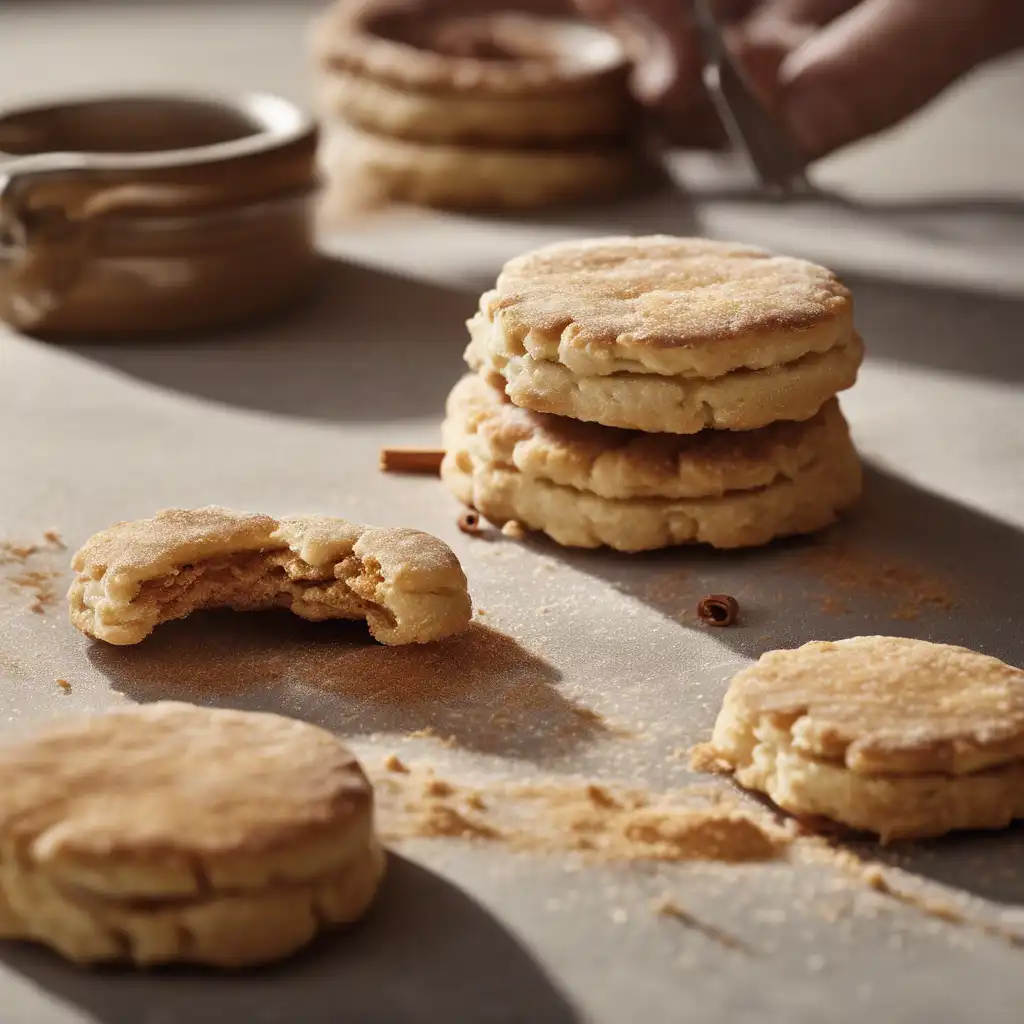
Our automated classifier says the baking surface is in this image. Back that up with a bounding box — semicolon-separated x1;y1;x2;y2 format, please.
2;3;1024;1022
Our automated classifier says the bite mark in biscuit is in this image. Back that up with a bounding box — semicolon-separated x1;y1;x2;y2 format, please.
69;507;472;646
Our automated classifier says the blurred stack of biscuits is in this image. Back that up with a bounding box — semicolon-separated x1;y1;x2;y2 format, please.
311;0;646;210
441;235;865;552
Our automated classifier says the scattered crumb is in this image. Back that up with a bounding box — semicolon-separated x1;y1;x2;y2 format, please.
801;540;954;621
501;520;527;540
383;753;410;774
56;678;71;693
374;765;788;864
586;784;620;809
1;534;64;613
688;743;731;774
424;778;455;798
651;892;749;952
10;570;60;614
405;727;458;748
43;529;65;549
411;804;502;841
819;595;849;615
0;541;38;564
798;840;1024;950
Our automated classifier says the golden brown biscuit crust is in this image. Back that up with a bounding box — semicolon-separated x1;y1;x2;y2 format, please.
478;236;855;380
0;702;384;965
715;638;1024;775
69;506;472;646
321;124;638;211
705;638;1024;840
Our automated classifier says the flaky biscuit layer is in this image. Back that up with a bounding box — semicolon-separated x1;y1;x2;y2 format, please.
321;124;638;211
447;372;854;501
316;67;631;146
442;412;862;551
467;327;863;434
479;236;855;379
705;638;1024;839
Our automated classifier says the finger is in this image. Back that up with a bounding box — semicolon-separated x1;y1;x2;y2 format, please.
750;0;856;26
778;0;1024;158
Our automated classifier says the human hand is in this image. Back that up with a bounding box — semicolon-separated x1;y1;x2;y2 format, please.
576;0;1024;159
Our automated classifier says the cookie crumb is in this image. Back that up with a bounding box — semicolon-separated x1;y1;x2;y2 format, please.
43;529;65;549
383;754;410;774
424;778;455;798
418;804;502;841
651;892;749;951
56;678;71;693
0;542;38;564
501;520;526;539
586;784;620;809
688;742;731;774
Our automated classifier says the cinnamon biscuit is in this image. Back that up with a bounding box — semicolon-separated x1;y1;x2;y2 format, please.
705;637;1024;840
442;375;862;551
467;236;862;433
321;124;638;211
0;702;384;966
316;67;631;146
69;507;472;646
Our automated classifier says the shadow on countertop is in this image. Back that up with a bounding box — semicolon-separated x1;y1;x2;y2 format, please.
89;619;609;765
550;463;1024;909
48;217;1024;434
559;463;1024;667
55;259;476;424
0;853;580;1024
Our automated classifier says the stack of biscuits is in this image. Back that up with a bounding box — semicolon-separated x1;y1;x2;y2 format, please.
442;235;865;552
311;0;643;210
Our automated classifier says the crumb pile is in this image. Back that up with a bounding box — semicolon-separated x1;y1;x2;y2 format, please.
1;532;65;613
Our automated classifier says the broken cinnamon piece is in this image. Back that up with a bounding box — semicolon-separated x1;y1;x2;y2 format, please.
697;594;739;627
457;510;483;536
379;448;445;475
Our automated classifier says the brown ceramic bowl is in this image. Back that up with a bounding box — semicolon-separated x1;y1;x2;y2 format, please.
0;92;321;335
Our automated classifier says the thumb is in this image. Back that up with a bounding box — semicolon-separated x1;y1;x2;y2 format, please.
778;0;1024;158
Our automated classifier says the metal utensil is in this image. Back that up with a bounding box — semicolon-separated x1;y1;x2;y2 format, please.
692;0;814;197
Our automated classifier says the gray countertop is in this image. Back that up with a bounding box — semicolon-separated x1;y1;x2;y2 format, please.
2;3;1024;1022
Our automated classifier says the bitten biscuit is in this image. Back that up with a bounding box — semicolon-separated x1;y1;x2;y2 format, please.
69;507;472;646
704;637;1024;840
0;702;384;966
